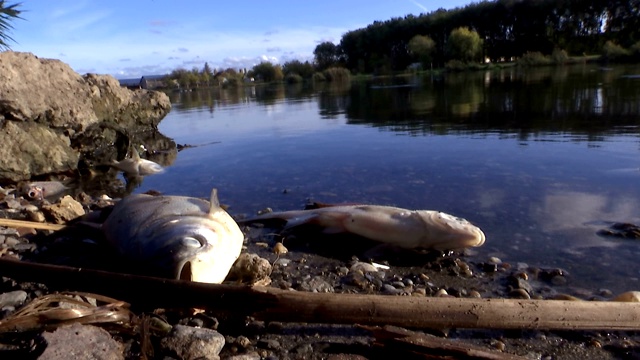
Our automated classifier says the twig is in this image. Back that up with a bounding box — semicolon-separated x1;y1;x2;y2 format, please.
0;218;66;231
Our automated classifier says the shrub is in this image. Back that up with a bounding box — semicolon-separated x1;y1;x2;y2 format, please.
322;67;351;82
445;59;467;71
517;52;551;66
551;48;569;64
601;41;629;62
285;73;303;84
312;72;326;82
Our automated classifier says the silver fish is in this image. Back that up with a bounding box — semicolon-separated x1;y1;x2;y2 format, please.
111;147;164;176
239;205;485;251
19;181;70;201
102;189;244;283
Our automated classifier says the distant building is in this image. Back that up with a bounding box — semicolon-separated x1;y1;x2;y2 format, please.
140;75;167;89
118;78;141;89
118;75;167;90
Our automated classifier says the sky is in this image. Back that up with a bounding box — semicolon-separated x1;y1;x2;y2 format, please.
9;0;473;79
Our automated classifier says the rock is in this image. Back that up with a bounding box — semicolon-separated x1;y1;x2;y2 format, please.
226;353;261;360
227;253;272;285
42;195;86;224
38;323;123;360
160;324;225;360
297;276;334;293
0;52;171;182
0;290;27;309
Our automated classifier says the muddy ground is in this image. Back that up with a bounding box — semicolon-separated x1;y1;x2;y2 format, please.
1;183;640;359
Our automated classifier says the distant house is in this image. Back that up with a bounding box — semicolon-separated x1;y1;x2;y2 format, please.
118;78;141;89
140;75;167;90
118;75;167;90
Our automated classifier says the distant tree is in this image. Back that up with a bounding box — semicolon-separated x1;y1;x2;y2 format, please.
282;60;315;78
0;1;22;50
249;61;284;82
313;41;340;71
447;27;483;62
408;35;436;68
201;62;213;86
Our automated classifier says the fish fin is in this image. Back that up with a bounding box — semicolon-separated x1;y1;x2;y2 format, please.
304;201;364;210
283;214;322;229
131;147;141;161
209;188;220;213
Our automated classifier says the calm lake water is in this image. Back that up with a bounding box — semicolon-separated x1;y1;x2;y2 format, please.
138;64;640;294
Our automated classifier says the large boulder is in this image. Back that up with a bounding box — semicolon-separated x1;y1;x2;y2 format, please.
0;52;172;182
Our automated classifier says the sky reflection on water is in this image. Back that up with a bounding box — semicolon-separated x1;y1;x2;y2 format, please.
138;65;640;293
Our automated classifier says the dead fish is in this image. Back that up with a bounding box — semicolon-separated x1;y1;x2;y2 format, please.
19;181;70;201
111;147;164;176
238;205;485;251
101;189;244;283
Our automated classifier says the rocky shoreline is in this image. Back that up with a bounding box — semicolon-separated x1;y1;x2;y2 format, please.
1;184;640;359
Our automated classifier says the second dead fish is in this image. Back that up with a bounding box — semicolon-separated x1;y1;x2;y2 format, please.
238;204;485;251
110;147;164;176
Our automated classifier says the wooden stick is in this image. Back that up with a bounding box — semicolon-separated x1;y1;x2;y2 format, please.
1;258;639;331
0;218;66;231
362;325;526;360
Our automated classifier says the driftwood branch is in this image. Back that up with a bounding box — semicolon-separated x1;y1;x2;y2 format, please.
1;258;639;331
361;325;527;360
0;218;66;231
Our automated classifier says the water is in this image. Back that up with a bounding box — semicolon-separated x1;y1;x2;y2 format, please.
138;64;640;294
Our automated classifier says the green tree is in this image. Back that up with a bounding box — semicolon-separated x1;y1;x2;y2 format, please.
0;1;22;50
282;60;315;78
201;62;213;86
249;61;284;82
447;27;483;62
408;35;436;68
313;41;339;71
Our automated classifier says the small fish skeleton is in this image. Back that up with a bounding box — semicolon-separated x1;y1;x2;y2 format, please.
238;205;485;251
102;189;244;283
111;147;164;176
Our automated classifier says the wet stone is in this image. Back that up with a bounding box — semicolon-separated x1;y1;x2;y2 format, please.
258;338;281;350
297;276;334;293
0;290;27;309
160;324;225;360
509;288;531;299
39;323;123;360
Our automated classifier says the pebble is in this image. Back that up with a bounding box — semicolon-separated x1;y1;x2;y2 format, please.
227;353;261;360
509;288;531;299
39;323;123;360
258;338;281;350
236;335;251;349
160;325;225;360
612;291;640;302
350;262;378;273
298;276;334;293
434;289;448;297
273;242;288;254
382;284;400;295
0;290;27;309
468;290;482;298
491;339;506;351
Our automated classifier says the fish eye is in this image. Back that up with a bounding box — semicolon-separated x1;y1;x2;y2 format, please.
182;235;206;248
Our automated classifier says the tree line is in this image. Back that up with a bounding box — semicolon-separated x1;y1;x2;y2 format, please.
314;0;639;74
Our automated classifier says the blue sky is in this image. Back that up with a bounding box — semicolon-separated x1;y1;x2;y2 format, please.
9;0;472;78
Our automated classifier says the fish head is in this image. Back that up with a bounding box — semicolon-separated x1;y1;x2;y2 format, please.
26;186;44;201
138;159;164;176
418;211;486;251
146;216;244;284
